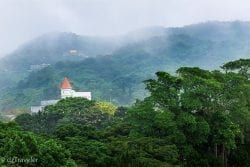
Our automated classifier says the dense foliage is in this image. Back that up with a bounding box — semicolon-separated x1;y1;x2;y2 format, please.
0;122;75;167
4;59;247;166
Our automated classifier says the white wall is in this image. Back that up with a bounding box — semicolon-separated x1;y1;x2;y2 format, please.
61;88;92;100
73;92;91;100
31;106;43;113
61;89;75;99
41;100;59;106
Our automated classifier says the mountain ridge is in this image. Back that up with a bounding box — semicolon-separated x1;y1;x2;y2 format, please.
0;21;249;112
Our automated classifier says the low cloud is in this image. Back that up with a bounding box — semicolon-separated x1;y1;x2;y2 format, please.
0;0;250;55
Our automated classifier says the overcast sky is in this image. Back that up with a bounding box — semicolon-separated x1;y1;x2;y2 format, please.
1;0;250;56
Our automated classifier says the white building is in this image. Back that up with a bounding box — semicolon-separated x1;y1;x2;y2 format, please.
30;106;44;114
31;100;60;114
31;77;91;113
61;77;91;100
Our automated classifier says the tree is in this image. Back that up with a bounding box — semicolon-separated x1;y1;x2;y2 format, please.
94;101;117;115
144;64;249;166
0;122;76;167
221;58;250;76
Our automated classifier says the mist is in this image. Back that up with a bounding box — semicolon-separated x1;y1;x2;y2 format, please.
1;0;250;56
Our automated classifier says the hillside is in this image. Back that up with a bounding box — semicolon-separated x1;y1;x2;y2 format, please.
0;32;120;70
0;21;250;112
0;32;120;90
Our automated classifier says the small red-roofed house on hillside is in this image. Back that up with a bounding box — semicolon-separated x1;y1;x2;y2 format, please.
60;77;91;100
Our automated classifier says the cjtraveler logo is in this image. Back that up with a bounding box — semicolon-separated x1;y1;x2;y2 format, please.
5;156;38;164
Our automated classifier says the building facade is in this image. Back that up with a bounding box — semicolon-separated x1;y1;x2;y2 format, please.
60;77;91;100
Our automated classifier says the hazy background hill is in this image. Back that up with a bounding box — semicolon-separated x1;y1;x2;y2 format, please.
0;21;250;113
0;32;120;90
0;32;119;70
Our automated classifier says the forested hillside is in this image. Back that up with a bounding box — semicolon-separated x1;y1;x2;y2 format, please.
1;21;250;112
0;32;119;90
0;59;248;166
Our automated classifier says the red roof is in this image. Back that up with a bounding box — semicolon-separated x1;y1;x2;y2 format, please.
61;77;72;89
